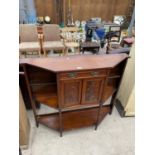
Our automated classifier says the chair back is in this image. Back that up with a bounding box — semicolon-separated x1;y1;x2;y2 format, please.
43;24;61;41
19;24;38;42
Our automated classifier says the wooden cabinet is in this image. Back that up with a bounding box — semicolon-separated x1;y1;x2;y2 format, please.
59;70;107;106
60;79;82;108
19;54;128;136
60;76;105;107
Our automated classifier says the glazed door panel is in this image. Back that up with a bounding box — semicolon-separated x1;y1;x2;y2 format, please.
60;79;82;108
81;78;104;105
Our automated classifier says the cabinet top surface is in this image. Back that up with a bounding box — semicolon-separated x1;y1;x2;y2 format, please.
20;54;128;72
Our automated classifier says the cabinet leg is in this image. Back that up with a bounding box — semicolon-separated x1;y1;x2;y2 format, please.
109;92;117;115
23;65;39;129
36;120;39;128
60;131;63;137
95;102;102;130
59;109;63;137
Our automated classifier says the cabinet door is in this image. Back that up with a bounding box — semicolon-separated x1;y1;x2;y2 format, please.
60;79;82;108
81;78;104;105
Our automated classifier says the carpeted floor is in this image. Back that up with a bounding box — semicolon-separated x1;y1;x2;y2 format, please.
21;97;134;155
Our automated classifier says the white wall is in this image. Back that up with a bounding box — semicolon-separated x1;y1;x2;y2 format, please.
116;44;135;116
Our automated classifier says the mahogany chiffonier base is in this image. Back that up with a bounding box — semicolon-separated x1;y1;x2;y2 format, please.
19;54;128;136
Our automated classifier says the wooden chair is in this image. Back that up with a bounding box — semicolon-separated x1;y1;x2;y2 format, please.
41;24;65;56
19;24;42;58
63;32;80;55
106;42;130;55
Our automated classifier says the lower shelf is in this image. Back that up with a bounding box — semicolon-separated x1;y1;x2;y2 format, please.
38;106;111;131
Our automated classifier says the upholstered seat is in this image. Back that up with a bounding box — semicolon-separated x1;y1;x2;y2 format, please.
43;41;65;50
19;42;40;52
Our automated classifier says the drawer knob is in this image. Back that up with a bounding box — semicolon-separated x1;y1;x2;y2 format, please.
68;73;77;78
91;71;99;76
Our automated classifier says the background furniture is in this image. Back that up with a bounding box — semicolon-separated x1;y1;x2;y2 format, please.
107;42;130;54
19;24;41;57
64;42;80;55
80;42;100;54
108;25;121;42
60;27;79;33
20;54;128;136
19;87;30;148
37;26;79;35
42;24;65;56
107;47;130;55
63;31;80;55
115;44;135;116
121;37;135;47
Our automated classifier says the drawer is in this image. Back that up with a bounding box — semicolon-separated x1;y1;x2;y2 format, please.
59;70;108;80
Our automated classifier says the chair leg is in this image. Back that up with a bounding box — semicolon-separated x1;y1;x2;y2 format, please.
77;47;80;54
63;49;65;56
43;49;46;57
19;51;22;58
64;48;68;56
24;52;27;58
38;49;41;57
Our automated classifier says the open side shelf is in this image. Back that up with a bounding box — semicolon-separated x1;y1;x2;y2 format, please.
38;106;111;131
31;83;58;108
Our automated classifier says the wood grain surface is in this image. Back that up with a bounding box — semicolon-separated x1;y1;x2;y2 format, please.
20;54;128;72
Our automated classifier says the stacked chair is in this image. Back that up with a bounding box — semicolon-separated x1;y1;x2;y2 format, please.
19;24;42;58
19;24;66;57
41;24;65;56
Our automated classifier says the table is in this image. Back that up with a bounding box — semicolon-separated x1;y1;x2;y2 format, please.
80;42;100;54
20;54;128;136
